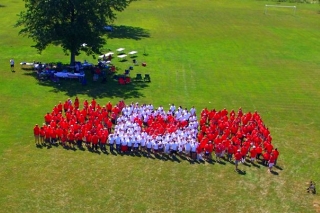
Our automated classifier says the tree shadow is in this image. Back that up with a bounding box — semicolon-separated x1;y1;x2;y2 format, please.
23;71;149;99
107;25;150;40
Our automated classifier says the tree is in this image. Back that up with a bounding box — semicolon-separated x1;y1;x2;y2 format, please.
16;0;134;64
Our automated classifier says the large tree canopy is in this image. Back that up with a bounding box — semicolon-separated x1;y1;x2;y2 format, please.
16;0;134;64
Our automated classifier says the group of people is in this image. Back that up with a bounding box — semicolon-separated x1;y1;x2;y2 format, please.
33;98;280;172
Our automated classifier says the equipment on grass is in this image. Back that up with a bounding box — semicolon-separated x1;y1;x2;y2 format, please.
264;5;296;16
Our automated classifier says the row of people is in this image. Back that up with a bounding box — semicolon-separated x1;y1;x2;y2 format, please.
34;98;280;172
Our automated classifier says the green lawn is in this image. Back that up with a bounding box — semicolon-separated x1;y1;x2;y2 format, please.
0;0;320;212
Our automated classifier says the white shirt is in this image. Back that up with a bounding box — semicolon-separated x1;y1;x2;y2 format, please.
108;135;114;144
171;142;178;150
185;142;191;151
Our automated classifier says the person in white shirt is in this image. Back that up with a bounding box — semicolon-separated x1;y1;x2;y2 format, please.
115;134;121;152
127;137;132;153
140;136;146;152
169;104;176;114
190;106;196;116
146;139;152;156
170;141;178;156
133;137;139;152
158;141;164;156
190;142;197;160
10;59;14;71
164;141;170;154
108;134;115;152
153;141;159;154
121;137;128;153
185;140;191;157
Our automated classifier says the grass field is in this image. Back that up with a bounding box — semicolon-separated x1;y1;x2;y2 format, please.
0;0;320;212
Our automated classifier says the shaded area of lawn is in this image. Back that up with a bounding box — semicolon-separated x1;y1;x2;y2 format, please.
107;25;150;40
23;70;150;99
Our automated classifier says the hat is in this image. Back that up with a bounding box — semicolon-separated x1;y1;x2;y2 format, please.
237;149;240;152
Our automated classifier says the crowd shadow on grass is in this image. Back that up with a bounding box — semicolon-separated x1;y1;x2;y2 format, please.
107;25;150;40
236;169;246;175
23;71;149;99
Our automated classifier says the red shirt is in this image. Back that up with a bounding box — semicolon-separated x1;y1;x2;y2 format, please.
100;134;107;144
92;134;99;144
250;148;257;158
68;132;75;140
227;145;234;154
33;126;40;135
40;128;45;137
44;113;52;123
256;146;262;154
269;155;276;163
205;143;213;153
234;152;242;161
263;152;270;161
272;150;279;159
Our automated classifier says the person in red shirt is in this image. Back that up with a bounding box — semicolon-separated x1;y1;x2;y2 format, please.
68;131;75;148
83;99;89;109
60;133;67;147
91;98;97;110
75;130;83;148
256;145;263;160
240;145;248;163
268;152;276;172
234;150;242;171
91;133;99;151
50;127;57;145
44;113;52;125
39;127;45;145
106;101;112;116
272;148;279;166
44;126;51;146
214;143;222;163
63;101;69;113
99;131;107;151
227;144;235;162
262;151;270;166
204;142;213;161
85;131;92;148
249;146;257;163
57;101;63;113
33;124;40;145
74;96;80;109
